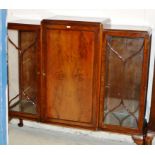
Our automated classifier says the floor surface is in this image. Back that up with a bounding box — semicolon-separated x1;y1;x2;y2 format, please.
9;124;134;145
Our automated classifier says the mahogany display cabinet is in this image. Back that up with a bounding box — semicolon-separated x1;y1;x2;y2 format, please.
8;18;152;143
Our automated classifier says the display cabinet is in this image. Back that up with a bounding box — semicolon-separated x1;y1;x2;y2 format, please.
7;18;153;144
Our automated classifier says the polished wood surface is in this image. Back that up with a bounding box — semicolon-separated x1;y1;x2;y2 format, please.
41;20;103;129
148;65;155;131
46;30;94;123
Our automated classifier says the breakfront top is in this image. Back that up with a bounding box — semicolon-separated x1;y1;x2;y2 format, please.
8;16;151;35
8;15;110;25
105;24;152;34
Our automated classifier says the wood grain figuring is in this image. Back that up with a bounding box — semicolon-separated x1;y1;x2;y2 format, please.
46;30;94;123
41;21;102;128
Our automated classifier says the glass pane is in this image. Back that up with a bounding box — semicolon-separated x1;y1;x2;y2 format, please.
8;30;38;115
8;30;20;105
104;36;144;129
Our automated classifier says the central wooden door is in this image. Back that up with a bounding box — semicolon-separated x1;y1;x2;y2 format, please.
41;20;103;129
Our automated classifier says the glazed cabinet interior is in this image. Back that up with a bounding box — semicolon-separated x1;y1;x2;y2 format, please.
8;19;151;136
8;24;40;121
100;29;151;134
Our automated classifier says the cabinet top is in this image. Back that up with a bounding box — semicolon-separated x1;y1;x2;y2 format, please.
43;15;110;24
8;19;41;25
8;15;110;25
105;24;152;34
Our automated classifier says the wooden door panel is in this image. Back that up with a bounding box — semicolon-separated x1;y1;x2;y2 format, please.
46;30;94;123
42;22;102;128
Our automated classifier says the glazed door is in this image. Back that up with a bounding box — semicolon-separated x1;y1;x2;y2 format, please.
8;24;41;120
100;30;150;134
41;21;102;129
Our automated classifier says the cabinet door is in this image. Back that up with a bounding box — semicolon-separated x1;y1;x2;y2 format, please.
41;21;102;129
100;30;150;134
8;24;40;120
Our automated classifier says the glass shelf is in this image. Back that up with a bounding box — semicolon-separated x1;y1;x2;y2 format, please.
10;100;37;114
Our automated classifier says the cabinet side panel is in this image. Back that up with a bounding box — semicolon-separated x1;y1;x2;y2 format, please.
149;66;155;131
